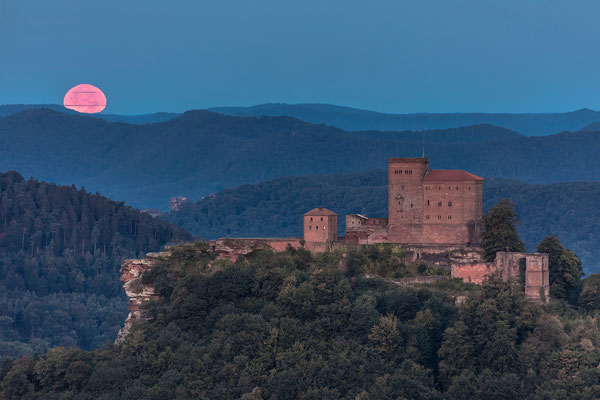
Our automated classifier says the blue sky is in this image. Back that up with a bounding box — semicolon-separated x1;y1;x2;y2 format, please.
1;0;599;114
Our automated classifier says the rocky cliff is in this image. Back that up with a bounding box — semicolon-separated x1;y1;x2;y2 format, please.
116;251;169;343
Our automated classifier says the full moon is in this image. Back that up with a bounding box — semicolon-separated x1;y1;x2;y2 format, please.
63;84;107;114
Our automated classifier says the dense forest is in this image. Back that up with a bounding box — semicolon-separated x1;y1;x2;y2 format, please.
1;243;599;399
3;109;600;209
164;171;600;273
0;171;190;359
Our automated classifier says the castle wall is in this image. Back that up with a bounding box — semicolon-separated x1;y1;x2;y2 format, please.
451;261;497;283
421;180;482;245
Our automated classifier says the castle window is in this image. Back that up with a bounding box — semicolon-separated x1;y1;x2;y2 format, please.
405;170;409;174
410;203;413;208
438;215;442;220
449;186;451;190
456;186;459;190
438;201;442;206
316;226;318;230
409;170;412;174
448;215;452;219
448;201;452;206
321;217;323;221
323;226;326;230
439;186;441;190
310;217;313;221
426;215;430;220
427;200;430;206
469;186;471;190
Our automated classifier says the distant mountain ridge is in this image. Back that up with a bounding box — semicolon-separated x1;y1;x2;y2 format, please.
210;103;600;136
3;103;600;135
2;108;600;209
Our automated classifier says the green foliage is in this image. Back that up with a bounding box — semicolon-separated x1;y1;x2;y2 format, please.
0;172;190;358
480;199;525;261
345;244;447;279
2;245;600;398
580;273;600;312
537;235;583;304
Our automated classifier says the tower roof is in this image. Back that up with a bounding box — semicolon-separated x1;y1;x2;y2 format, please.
423;170;484;182
304;207;338;216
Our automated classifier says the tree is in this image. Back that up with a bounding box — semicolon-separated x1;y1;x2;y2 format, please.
579;273;600;311
480;199;525;261
537;236;582;303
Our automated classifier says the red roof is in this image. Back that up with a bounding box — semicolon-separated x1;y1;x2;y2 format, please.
304;207;338;216
423;170;484;182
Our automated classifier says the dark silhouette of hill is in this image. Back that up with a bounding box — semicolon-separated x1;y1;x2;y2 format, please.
2;108;600;210
0;171;190;358
211;103;600;136
164;172;600;273
0;104;178;124
580;121;600;132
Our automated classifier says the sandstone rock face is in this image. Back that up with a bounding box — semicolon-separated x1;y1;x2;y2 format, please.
116;251;169;343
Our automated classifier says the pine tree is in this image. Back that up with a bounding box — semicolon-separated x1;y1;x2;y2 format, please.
480;199;525;261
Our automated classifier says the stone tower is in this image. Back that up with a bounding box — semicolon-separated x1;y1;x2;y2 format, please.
387;158;429;243
303;207;338;251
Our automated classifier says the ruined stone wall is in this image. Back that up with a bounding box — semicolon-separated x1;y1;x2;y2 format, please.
451;261;496;283
450;251;550;302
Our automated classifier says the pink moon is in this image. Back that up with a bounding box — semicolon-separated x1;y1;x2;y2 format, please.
63;84;107;114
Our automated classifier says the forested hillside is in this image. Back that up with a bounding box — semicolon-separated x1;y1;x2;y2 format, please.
0;172;190;358
1;245;598;399
3;109;600;209
165;172;600;273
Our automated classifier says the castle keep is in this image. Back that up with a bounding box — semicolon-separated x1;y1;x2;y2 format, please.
331;157;484;247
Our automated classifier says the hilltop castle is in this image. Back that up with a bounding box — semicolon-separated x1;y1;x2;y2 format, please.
206;156;549;303
303;157;483;250
118;157;550;341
